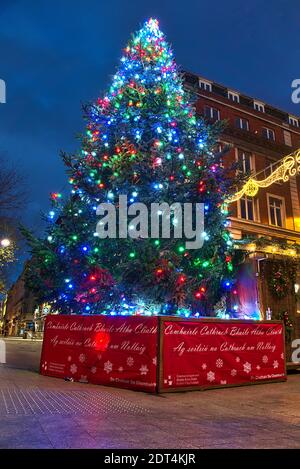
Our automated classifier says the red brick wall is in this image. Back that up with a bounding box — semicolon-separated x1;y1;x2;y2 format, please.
195;94;300;232
196;94;300;148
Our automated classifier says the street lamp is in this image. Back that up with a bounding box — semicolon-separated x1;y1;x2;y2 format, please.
0;238;11;248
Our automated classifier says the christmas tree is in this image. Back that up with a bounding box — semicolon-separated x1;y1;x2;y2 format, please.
23;18;241;317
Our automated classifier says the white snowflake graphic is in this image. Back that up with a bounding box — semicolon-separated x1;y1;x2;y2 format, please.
281;353;284;360
127;356;134;367
104;360;113;374
67;356;72;362
220;380;227;385
256;365;261;370
236;357;240;363
243;362;251;374
202;363;207;370
91;366;97;374
207;371;215;382
273;360;279;369
164;376;173;386
231;369;237;376
70;364;77;374
152;357;157;366
140;365;149;375
216;358;223;368
262;355;268;364
79;354;86;363
118;366;123;372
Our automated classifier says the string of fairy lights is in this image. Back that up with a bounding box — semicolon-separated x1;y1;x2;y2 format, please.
227;148;300;203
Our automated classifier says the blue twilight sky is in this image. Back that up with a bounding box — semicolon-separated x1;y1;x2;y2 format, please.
0;0;299;278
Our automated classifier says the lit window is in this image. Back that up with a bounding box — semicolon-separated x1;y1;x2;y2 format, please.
262;127;275;141
204;106;220;121
235;117;249;131
239;196;257;221
254;101;265;113
289;116;299;127
228;91;240;103
268;196;284;227
199;80;212;92
237;149;253;173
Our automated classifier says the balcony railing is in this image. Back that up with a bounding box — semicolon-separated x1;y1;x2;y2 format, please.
223;125;295;155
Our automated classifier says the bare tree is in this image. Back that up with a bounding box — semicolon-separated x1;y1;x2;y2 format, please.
0;155;27;214
0;155;28;292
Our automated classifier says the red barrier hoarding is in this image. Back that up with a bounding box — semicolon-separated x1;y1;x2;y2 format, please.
40;315;158;392
41;316;286;392
160;320;286;391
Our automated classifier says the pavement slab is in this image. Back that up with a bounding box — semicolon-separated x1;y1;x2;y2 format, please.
1;338;300;448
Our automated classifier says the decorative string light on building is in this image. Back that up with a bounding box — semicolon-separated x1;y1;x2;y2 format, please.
227;148;300;203
236;241;299;258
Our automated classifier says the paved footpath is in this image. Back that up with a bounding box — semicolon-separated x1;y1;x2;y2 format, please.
0;339;300;448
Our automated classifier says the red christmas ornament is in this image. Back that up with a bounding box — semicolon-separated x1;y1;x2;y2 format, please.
75;267;115;304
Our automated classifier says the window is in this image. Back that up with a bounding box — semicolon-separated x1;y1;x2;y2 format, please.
204;106;220;121
235;117;249;131
239;196;257;221
264;159;282;185
262;127;275;141
213;143;224;167
228;91;239;103
268;195;285;227
289;116;299;127
237;149;253;173
284;130;292;146
253;101;265;113
218;144;224;167
199;80;212;92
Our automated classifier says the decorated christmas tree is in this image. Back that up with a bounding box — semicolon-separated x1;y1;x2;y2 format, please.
23;18;241;316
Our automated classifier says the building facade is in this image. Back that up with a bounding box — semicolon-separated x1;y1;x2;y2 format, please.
4;267;37;337
0;297;7;335
185;72;300;358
